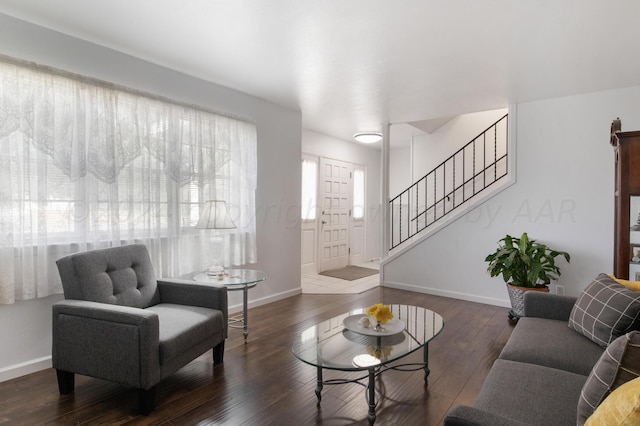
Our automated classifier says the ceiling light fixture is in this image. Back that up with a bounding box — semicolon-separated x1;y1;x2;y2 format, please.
353;132;382;144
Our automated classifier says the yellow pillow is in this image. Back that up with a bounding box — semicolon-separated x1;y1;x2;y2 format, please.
609;274;640;291
585;376;640;425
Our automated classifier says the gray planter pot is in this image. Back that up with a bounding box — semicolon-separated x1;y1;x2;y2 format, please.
506;283;549;320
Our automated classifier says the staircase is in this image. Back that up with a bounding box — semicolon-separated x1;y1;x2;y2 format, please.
389;113;509;251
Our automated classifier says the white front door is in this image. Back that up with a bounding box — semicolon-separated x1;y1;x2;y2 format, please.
319;157;351;272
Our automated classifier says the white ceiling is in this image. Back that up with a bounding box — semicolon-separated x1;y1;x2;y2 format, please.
2;0;640;146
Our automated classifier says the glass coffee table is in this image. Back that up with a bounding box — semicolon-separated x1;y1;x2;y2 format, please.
292;304;444;425
193;268;267;342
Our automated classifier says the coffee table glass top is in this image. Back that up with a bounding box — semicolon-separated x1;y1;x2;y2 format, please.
292;304;444;371
193;268;267;288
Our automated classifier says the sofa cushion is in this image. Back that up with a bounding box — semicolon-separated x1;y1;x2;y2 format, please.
577;331;640;425
146;303;224;365
609;274;640;292
473;359;586;426
499;317;604;376
585;376;640;425
569;273;640;347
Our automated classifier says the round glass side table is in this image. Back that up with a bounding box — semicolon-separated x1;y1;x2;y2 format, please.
193;268;267;342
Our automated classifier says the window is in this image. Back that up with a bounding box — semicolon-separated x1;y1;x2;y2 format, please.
301;158;317;220
353;167;365;219
0;59;257;303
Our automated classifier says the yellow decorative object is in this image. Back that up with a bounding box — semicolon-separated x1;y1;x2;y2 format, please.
366;303;393;324
585;376;640;425
609;274;640;292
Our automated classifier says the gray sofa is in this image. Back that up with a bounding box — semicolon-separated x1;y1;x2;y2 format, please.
444;291;605;426
52;244;228;414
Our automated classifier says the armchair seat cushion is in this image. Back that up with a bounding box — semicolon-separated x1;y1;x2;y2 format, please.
498;317;604;376
146;303;225;365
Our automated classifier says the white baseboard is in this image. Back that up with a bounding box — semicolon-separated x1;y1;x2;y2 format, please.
229;287;302;314
0;356;52;383
383;280;511;309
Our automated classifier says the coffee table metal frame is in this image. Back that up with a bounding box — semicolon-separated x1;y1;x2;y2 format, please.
193;268;267;342
292;304;444;425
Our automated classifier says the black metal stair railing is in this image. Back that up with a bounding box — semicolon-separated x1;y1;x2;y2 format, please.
389;114;508;250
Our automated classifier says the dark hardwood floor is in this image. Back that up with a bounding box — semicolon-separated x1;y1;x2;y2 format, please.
0;287;514;425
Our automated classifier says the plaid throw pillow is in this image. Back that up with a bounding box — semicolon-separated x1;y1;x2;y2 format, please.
569;273;640;347
577;331;640;425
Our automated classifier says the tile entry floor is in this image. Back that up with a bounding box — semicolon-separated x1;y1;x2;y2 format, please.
301;261;380;294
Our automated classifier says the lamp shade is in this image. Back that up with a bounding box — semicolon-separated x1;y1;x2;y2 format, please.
195;200;236;229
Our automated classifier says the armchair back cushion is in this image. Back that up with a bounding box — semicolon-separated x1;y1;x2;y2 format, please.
56;244;160;308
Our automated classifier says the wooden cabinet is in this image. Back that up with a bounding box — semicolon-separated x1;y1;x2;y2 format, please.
612;123;640;279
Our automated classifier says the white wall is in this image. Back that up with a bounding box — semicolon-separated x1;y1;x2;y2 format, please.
389;146;411;198
383;86;640;306
412;108;509;181
302;129;382;261
0;14;302;381
388;109;508;202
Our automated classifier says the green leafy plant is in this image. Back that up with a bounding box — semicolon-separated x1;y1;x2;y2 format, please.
485;232;570;288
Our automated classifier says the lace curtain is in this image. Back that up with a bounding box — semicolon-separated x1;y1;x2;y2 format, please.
0;60;257;304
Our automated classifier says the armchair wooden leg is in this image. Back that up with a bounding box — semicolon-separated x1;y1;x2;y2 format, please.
56;369;75;394
213;340;225;364
138;387;156;415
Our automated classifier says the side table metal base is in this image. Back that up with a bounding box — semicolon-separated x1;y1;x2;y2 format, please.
191;269;266;344
227;286;250;343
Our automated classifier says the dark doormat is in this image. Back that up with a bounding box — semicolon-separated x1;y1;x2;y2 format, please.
319;265;379;281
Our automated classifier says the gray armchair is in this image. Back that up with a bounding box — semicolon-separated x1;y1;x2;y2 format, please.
52;244;227;414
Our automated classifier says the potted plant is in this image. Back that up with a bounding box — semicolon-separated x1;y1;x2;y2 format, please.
485;232;570;320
